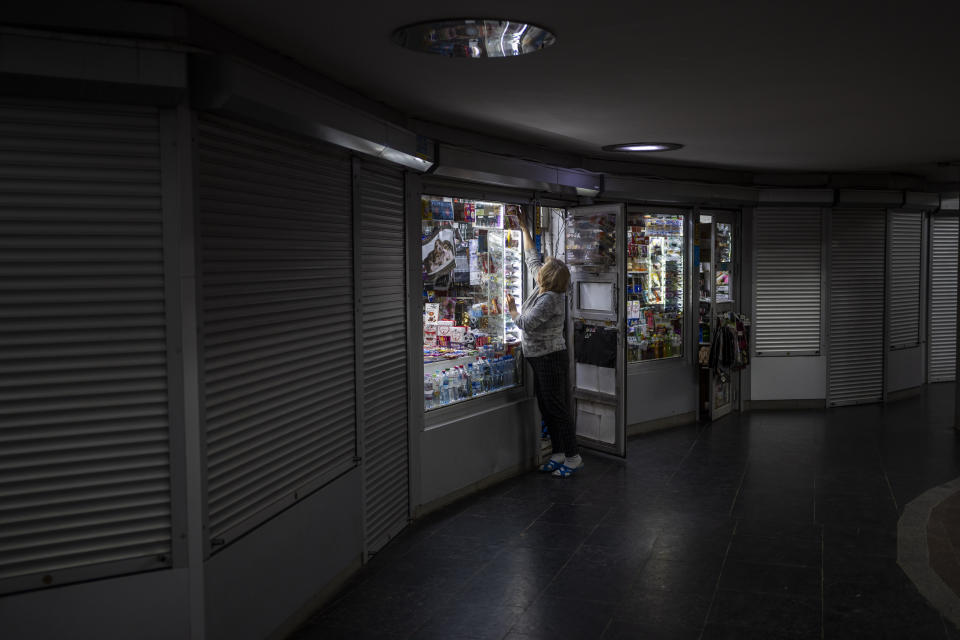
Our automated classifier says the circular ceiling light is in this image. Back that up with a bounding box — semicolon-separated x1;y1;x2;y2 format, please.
602;143;684;152
392;19;556;58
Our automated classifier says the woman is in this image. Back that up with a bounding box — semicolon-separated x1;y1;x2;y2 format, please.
505;212;582;478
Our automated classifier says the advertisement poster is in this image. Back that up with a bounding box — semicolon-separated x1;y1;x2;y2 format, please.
422;228;456;279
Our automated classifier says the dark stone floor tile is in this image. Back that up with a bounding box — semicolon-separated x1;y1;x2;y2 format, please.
823;579;948;637
460;496;553;521
822;553;912;588
486;545;575;577
537;502;612;527
815;469;892;495
816;492;899;528
433;512;533;543
631;557;723;595
582;522;658;553
291;624;406;640
500;480;585;504
543;570;632;604
514;520;596;550
648;529;732;564
615;588;711;629
707;590;820;638
315;582;453;635
700;623;799;640
410;603;525;640
741;464;818;493
945;618;960;640
823;603;947;639
727;533;821;568
510;594;615;639
821;523;898;559
601;617;702;640
732;490;815;523
734;515;823;541
544;544;651;603
717;559;821;598
449;566;555;608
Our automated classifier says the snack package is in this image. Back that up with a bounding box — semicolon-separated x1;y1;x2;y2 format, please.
423;322;437;347
423;303;439;323
437;320;453;338
450;326;467;343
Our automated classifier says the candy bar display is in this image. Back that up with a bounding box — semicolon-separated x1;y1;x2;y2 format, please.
421;195;524;410
626;213;685;362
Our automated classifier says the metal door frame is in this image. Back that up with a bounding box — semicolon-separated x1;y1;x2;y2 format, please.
565;203;627;457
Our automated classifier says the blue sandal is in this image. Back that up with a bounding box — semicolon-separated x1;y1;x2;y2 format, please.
552;463;582;478
540;459;563;473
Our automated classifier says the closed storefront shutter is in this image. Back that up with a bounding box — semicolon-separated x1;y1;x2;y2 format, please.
197;115;356;546
0;100;172;593
929;216;959;382
828;208;886;406
357;162;408;555
887;211;922;349
753;208;822;355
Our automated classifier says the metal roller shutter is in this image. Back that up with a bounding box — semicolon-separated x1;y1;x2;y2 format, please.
357;162;408;555
828;208;886;406
198;115;356;546
929;216;959;382
0;99;172;594
753;208;822;355
887;211;922;349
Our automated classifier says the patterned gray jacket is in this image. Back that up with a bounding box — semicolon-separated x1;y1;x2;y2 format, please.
514;255;567;358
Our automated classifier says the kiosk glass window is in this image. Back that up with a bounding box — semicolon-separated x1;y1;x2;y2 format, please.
626;213;685;361
421;195;524;410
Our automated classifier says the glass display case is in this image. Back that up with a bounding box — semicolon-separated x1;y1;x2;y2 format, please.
421;195;524;410
625;212;685;362
716;222;733;303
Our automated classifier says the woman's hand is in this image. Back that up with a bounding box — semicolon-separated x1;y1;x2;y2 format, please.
506;293;517;315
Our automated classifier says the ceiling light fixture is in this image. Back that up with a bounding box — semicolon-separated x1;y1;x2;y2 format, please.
602;143;684;152
392;19;556;58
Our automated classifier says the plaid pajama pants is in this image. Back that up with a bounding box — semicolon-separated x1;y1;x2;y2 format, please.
527;349;578;457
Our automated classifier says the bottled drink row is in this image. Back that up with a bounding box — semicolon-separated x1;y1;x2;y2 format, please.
424;354;516;409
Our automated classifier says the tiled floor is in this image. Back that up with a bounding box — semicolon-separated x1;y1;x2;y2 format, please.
929;490;960;605
292;384;960;639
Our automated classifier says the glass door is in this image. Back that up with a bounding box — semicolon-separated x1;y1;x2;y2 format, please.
697;210;740;421
565;204;626;456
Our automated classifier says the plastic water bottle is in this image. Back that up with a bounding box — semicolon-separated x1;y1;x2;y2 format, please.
440;370;450;404
494;357;503;388
450;367;459;400
482;357;492;392
470;363;483;396
460;366;470;398
424;374;434;409
432;372;442;406
503;355;514;386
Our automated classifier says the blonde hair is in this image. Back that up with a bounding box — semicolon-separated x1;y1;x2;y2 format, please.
538;257;571;293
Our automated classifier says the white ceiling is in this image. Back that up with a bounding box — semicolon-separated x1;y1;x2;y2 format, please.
176;0;960;182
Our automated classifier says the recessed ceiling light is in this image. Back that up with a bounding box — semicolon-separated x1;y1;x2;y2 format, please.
602;143;684;152
392;19;556;58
